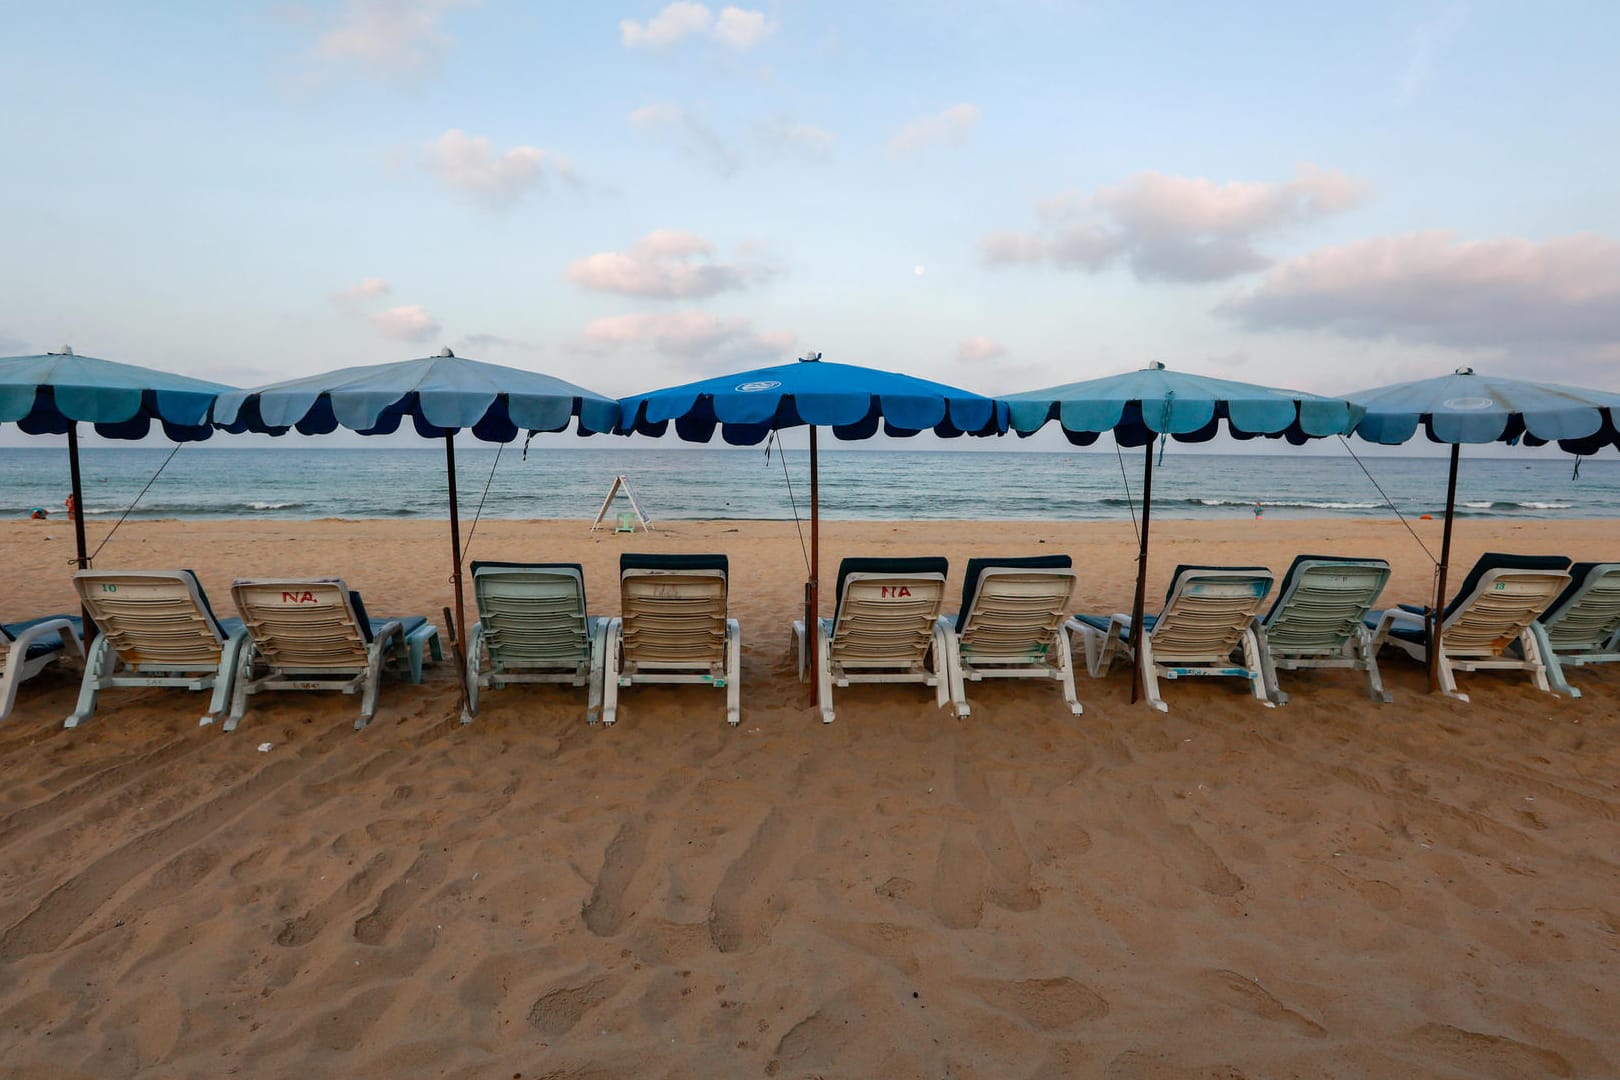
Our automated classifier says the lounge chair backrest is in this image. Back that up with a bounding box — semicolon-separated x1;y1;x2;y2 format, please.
1151;566;1274;661
955;556;1075;661
472;561;590;665
1539;562;1620;651
829;557;948;666
1262;555;1390;656
231;579;371;671
74;570;228;668
619;554;729;667
1438;554;1571;656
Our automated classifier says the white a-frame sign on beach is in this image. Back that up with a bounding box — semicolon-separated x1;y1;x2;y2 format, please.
590;475;653;532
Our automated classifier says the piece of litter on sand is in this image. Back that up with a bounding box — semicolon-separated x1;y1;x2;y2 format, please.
257;743;273;753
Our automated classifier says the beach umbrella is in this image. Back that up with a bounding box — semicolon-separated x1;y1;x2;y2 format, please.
1347;366;1620;691
616;352;1009;705
1006;362;1362;704
0;347;231;591
213;349;620;674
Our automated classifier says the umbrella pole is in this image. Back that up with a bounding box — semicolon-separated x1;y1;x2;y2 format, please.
445;433;472;711
807;425;820;707
1430;444;1460;693
1129;438;1154;705
67;422;95;644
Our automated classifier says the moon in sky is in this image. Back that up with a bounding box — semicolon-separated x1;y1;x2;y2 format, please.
913;265;926;276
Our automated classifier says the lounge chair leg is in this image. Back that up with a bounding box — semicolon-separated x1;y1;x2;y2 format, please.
356;628;397;730
725;618;741;726
461;623;484;724
1242;630;1274;707
1433;642;1467;702
224;641;258;733
66;633;116;728
1052;626;1082;716
1532;623;1578;698
1519;627;1555;696
1357;628;1393;703
600;618;623;726
790;620;807;683
1138;636;1168;713
816;618;835;724
586;617;608;725
930;618;956;714
205;629;249;726
1253;623;1287;706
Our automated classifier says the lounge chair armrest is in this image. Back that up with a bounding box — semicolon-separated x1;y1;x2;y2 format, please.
1396;603;1431;617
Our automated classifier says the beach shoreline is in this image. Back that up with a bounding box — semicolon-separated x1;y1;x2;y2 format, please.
2;516;1617;1077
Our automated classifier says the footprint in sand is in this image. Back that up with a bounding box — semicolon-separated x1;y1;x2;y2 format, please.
964;975;1110;1030
527;975;618;1038
1399;1022;1574;1079
1194;968;1324;1037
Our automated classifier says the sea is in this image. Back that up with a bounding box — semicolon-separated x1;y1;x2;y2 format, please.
2;446;1616;524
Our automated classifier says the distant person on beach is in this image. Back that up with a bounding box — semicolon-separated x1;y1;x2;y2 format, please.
64;494;76;520
1252;502;1264;519
29;507;47;520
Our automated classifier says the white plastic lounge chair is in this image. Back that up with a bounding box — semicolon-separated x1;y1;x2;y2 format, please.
69;569;249;727
792;556;951;725
937;555;1081;718
1254;555;1392;705
462;560;608;723
1066;565;1275;713
602;554;740;726
1532;562;1620;698
1;614;84;722
228;579;442;731
1366;552;1571;702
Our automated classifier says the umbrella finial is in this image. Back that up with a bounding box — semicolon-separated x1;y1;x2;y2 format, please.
1147;360;1165;371
1455;365;1474;375
54;345;75;356
437;347;455;358
799;351;822;363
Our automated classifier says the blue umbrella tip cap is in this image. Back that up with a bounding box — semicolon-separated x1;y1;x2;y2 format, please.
1455;366;1474;375
799;351;822;362
54;345;75;356
438;347;455;358
1147;360;1166;370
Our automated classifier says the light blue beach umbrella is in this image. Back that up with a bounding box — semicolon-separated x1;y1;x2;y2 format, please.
618;352;1009;704
214;348;620;662
0;347;232;578
1006;362;1362;703
1348;366;1620;691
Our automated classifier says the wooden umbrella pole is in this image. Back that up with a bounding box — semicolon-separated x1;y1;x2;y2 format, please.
807;425;820;707
66;422;95;644
1430;443;1460;693
1129;438;1154;704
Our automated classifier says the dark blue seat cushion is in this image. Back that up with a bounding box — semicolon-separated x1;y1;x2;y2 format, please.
1264;555;1389;622
955;555;1072;633
621;553;728;576
344;590;425;645
2;615;82;659
833;557;948;625
1072;612;1155;640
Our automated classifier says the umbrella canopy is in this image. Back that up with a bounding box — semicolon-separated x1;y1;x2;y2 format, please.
617;353;1009;707
214;349;620;706
1007;363;1362;703
1;348;234;592
1348;366;1620;691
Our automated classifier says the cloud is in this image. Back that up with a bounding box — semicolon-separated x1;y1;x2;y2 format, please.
298;0;470;84
568;230;775;299
330;276;393;309
581;311;792;360
420;129;560;209
1399;2;1467;105
758;116;836;157
981;164;1369;283
1217;231;1620;351
956;336;1006;363
630;103;737;176
371;304;442;342
460;331;540;353
889;103;980;155
620;3;773;50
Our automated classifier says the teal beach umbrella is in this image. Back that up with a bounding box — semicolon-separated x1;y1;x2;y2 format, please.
1348;367;1620;691
1007;363;1362;704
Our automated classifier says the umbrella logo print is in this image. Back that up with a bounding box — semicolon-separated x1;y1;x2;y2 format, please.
1442;396;1495;410
735;380;782;393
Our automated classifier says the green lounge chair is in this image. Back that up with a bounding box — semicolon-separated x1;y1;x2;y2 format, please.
1255;555;1392;705
1529;562;1620;698
462;561;607;723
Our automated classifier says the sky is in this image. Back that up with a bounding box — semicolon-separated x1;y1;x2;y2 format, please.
3;0;1619;453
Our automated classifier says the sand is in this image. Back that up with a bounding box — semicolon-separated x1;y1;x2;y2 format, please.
1;514;1617;1079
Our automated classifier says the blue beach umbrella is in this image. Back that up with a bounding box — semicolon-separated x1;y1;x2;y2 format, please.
214;348;620;665
1007;362;1362;703
0;347;232;578
617;352;1009;704
1348;366;1620;691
